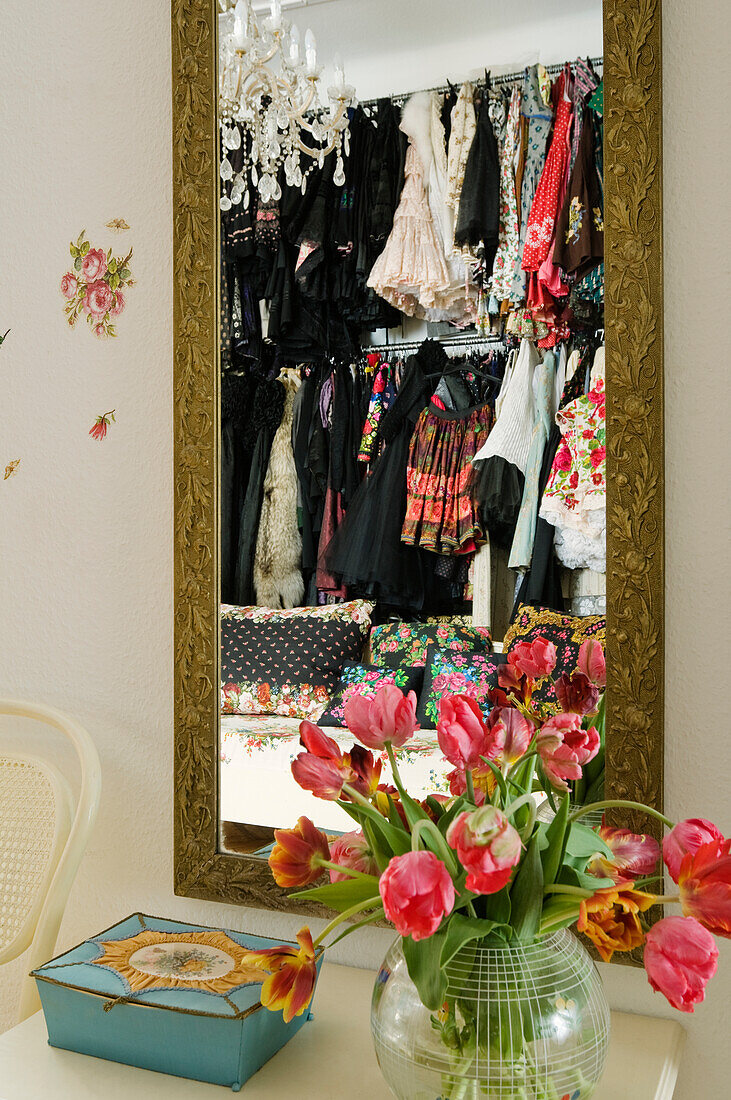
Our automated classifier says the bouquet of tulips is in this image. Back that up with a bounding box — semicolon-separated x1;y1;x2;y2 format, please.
256;637;729;1031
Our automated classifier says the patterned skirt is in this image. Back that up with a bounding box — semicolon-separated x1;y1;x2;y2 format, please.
401;402;493;555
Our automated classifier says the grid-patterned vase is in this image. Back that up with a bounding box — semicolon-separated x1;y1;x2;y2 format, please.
371;930;610;1100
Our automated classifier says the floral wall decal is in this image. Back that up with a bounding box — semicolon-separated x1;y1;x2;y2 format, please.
61;230;134;339
89;409;116;441
105;218;131;232
4;459;20;480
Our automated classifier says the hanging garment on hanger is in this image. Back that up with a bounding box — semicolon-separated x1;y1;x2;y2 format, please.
445;82;477;217
490;86;522;302
508;349;556;570
570;57;600;171
510;66;554;302
427;93;478;321
368;95;465;320
454;90;501;273
401;398;493;556
254;378;305;608
539;370;606;573
470;338;540;549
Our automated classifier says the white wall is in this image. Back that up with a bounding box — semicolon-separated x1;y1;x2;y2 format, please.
0;1;729;1096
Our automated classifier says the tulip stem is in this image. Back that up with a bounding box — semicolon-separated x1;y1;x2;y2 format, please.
465;768;476;804
543;884;595;898
411;819;460;878
316;859;369;881
341;783;378;811
568;800;674;829
312;896;383;949
385;742;406;800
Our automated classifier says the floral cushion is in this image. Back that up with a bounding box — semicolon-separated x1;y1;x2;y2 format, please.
503;604;605;714
220;600;373;720
417;647;504;728
370;619;492;668
319;664;424;727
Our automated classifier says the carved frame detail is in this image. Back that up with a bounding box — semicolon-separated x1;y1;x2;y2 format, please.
172;0;665;944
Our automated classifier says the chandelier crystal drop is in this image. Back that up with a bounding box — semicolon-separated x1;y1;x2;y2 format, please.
218;0;357;209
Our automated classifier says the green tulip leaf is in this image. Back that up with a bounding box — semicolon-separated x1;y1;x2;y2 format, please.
540;792;570;885
337;798;411;857
439;913;511;971
289;875;381;912
564;821;612;860
509;833;543;943
402;930;448;1012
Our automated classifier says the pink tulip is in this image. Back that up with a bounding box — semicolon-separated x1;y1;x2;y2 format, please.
589;824;661;882
437;694;492;769
344;683;418;750
447;806;522;895
663;818;726;884
379;850;455;941
507;637;557;680
329;830;378;883
555;671;600;716
644;916;718;1012
577;638;606;687
485;706;534;764
537;713;600;791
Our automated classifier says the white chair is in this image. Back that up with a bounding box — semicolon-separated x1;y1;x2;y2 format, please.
0;700;101;1022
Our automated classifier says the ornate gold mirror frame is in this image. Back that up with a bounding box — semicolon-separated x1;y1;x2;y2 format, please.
172;0;664;941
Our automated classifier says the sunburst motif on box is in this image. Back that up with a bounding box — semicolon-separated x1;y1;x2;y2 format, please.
93;929;267;995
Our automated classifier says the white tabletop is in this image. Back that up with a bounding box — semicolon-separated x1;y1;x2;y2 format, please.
0;962;684;1099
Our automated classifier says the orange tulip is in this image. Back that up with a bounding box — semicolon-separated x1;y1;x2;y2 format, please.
248;927;319;1024
268;816;330;888
678;838;731;939
577;884;655;962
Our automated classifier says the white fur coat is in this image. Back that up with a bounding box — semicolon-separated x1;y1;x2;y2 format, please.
254;379;305;608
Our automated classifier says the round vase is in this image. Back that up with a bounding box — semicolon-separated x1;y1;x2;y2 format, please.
371;929;610;1100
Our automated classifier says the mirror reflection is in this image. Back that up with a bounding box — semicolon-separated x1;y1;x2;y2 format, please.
217;0;606;856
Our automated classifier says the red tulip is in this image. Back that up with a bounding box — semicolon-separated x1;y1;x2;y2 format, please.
537;713;600;791
508;637;557;680
555;671;600;716
269;817;330;888
291;752;354;800
678;839;731;938
379;850;455;941
299;720;342;760
489;661;532;708
329;830;378;883
437;694;491;769
348;743;382;799
644;916;718;1012
484;706;534;764
589;825;661;883
447;806;522;895
577;638;606;687
344;683;419;749
663;818;726;884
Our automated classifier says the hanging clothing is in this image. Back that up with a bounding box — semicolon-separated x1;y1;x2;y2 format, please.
454;91;501;273
553;106;605;280
539;370;606;573
470;339;540;549
508;349;556;570
522;71;574;281
323;342;447;608
445;83;477;218
254;380;305;608
510;66;553;302
401;401;493;555
490;86;522;302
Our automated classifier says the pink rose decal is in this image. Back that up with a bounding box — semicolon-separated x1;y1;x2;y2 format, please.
81;247;107;281
60;272;78;299
62;229;134;338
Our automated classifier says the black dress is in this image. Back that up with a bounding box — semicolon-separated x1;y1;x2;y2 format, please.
454;92;500;272
322;342;447;609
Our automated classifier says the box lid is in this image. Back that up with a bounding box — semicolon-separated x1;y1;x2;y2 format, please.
32;913;321;1019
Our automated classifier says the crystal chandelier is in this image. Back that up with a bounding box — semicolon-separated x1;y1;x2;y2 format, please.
218;0;356;210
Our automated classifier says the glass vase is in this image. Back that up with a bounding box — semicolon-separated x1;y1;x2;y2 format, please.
371;929;610;1100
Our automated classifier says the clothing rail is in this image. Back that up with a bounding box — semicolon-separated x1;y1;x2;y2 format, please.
364;333;506;355
359;56;603;109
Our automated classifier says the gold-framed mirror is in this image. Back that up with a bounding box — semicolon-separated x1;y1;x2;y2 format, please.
172;0;663;940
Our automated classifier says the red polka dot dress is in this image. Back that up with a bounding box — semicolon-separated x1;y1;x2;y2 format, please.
521;71;574;279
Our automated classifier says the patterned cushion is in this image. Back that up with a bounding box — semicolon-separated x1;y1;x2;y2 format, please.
503;604;605;714
319;664;424;728
220;600;373;720
417;647;504;728
370;620;492;668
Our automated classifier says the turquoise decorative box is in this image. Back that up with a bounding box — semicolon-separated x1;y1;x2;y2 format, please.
31;912;324;1091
